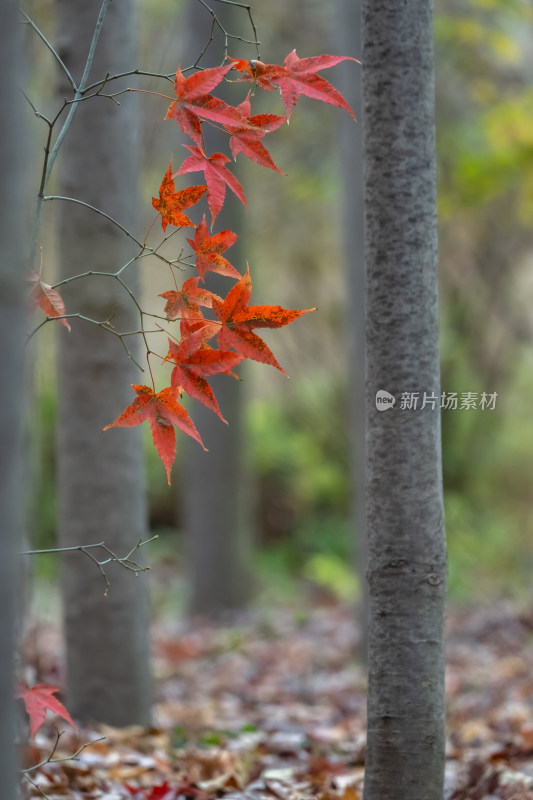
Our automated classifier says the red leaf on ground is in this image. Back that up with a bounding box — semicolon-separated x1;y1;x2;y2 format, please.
29;272;71;331
17;682;76;738
186;216;240;281
152;164;207;231
212;267;315;375
177;145;246;226
104;384;206;485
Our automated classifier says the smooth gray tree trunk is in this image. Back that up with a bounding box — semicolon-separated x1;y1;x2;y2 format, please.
181;0;253;617
336;0;367;663
362;2;447;799
0;1;26;795
56;0;151;726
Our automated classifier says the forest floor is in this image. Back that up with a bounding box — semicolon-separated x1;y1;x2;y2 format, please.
20;582;533;800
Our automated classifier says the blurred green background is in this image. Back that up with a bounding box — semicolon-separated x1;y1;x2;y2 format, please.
26;0;533;607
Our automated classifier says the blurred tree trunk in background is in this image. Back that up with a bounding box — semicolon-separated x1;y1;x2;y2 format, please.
56;0;152;725
362;1;447;798
180;0;254;618
0;0;26;792
336;0;367;663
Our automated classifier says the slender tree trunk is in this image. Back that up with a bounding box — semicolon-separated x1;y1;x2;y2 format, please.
56;0;151;726
362;1;447;798
336;0;367;663
181;0;253;617
0;1;26;796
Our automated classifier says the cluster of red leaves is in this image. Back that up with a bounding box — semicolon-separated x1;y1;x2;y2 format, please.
28;52;356;484
104;52;356;485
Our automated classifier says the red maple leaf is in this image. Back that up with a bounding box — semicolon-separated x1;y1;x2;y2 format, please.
224;95;287;173
17;682;76;738
230;51;357;118
165;65;244;145
186;216;240;281
152;164;207;231
176;145;246;226
159;276;220;322
29;272;71;331
104;384;206;485
165;333;244;421
212;267;315;375
125;782;177;800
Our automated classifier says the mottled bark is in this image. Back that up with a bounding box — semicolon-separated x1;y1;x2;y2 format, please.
362;1;447;799
181;0;253;618
0;1;26;795
336;0;367;663
56;0;151;726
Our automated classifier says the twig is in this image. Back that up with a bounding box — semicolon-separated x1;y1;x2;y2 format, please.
20;9;77;91
22;729;106;773
45;0;111;183
21;537;158;597
82;68;176;94
195;0;260;60
21;730;105;800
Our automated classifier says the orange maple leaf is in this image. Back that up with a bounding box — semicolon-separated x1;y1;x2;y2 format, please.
17;682;76;739
104;384;206;485
165;334;244;422
159;276;220;322
176;145;246;226
29;271;71;331
212;267;315;375
186;216;240;282
152;164;207;231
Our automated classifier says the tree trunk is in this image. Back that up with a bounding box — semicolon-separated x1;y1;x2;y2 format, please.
181;0;254;618
56;0;151;726
336;0;367;663
0;1;26;795
362;1;447;798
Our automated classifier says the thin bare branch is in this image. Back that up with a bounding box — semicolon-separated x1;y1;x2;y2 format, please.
43;195;144;248
20;9;77;91
22;731;106;774
195;0;260;59
82;68;175;94
44;0;111;184
21;537;158;597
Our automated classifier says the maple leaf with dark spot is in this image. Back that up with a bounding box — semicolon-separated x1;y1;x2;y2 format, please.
229;51;357;118
165;333;244;421
159;276;220;322
17;682;76;738
212;267;315;375
228;56;287;93
29;271;71;331
224;94;287;173
165;65;244;145
152;164;207;231
104;384;206;485
176;145;246;226
186;216;240;281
